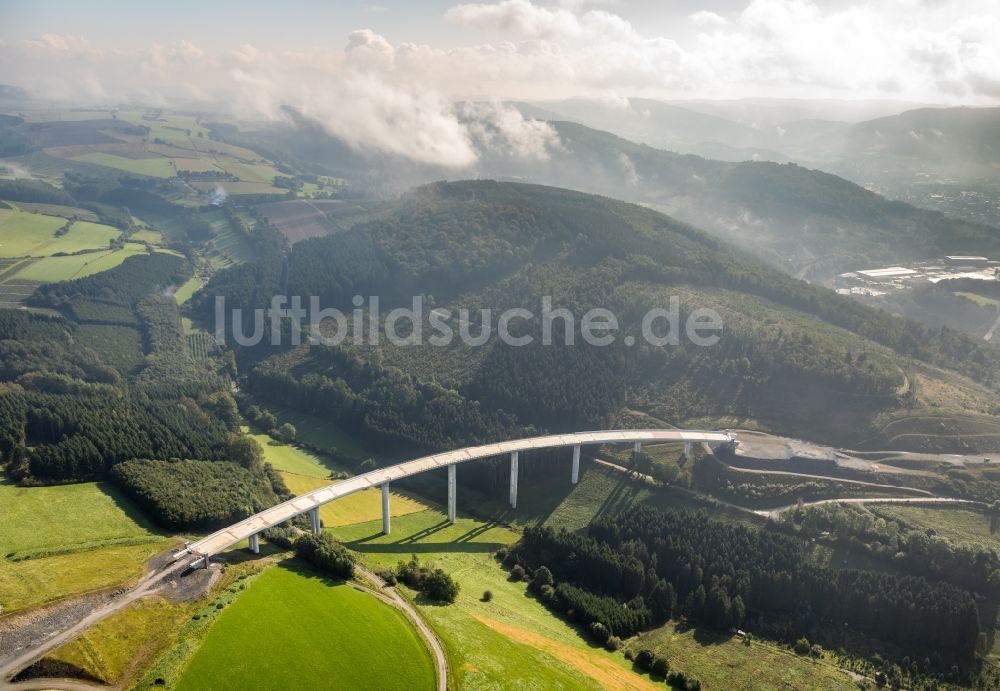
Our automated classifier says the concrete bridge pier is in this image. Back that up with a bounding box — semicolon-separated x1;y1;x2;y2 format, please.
633;441;642;458
509;451;519;509
309;506;321;533
684;441;693;458
571;445;581;484
248;533;259;554
381;483;391;535
447;464;457;524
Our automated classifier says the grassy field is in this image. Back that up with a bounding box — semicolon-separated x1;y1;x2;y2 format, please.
8;244;147;282
0;541;175;615
175;562;436;691
0;210;120;257
280;471;428;528
958;292;1000;309
873;505;1000;551
334;507;688;690
173;275;203;304
333;509;619;690
335;503;850;691
262;403;372;461
629;623;856;690
0;475;161;557
43;596;194;685
410;460;754;536
242;425;352;479
10;202;99;221
0;474;173;615
71;153;175;178
130;228;163;244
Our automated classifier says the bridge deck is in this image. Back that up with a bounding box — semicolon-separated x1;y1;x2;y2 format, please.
175;429;732;561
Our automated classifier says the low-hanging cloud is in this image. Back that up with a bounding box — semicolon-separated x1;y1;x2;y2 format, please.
0;0;998;168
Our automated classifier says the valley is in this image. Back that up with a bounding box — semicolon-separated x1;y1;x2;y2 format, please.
0;93;999;691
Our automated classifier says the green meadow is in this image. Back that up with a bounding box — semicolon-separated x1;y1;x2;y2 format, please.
9;244;147;281
0;474;172;614
0;210;121;257
175;562;436;691
72;153;176;178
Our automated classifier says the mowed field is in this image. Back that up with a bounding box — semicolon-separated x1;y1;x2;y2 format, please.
175;562;436;691
241;425;352;479
248;422;427;527
71;152;176;178
0;474;173;614
280;471;428;528
6;243;147;282
0;209;120;257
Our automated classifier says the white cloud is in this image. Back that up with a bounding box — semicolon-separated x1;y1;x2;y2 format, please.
459;101;562;160
1;0;998;167
690;11;727;28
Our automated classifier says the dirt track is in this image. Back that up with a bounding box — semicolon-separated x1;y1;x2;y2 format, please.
0;551;206;689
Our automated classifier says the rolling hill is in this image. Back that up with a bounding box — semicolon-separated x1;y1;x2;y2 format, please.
204;180;1000;456
228;110;1000;283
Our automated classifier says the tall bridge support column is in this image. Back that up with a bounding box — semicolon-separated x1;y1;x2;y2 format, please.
447;464;457;524
309;506;321;534
633;441;642;459
509;451;519;509
683;441;693;459
202;554;211;569
248;533;259;554
571;445;581;485
381;482;391;535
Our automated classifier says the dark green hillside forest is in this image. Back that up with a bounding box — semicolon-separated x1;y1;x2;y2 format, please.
0;254;282;529
516;507;982;661
207;181;1000;457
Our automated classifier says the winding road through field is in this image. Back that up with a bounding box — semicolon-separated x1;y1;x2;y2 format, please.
354;565;448;691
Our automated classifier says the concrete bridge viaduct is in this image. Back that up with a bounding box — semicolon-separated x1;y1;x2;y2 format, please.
173;429;735;568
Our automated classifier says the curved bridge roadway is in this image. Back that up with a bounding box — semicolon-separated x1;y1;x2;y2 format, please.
174;429;734;567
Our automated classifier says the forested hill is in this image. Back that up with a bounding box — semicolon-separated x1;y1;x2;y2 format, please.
217;180;1000;454
229;114;1000;283
472;122;1000;281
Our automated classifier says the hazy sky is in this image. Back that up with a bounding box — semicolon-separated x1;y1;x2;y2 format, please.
2;0;997;166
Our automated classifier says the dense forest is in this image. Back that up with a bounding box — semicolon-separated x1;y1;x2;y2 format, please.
112;458;289;530
217;181;1000;455
516;507;982;664
0;255;272;521
781;502;1000;594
